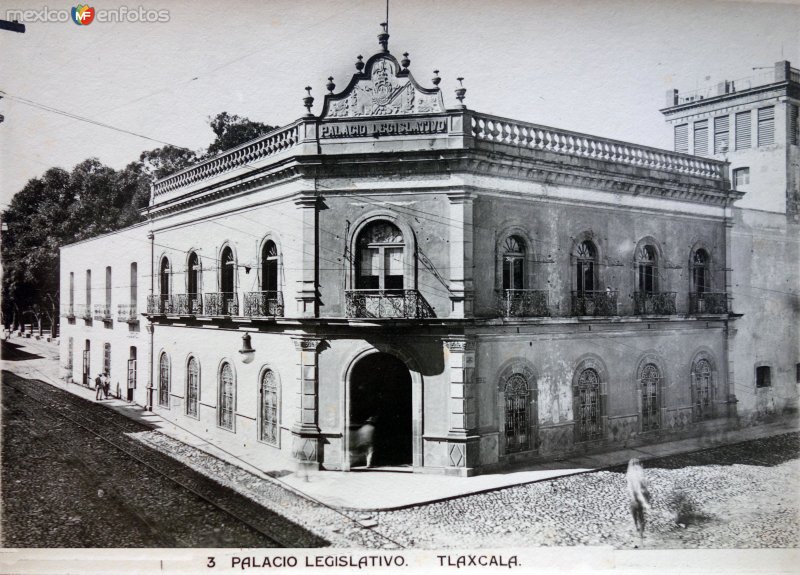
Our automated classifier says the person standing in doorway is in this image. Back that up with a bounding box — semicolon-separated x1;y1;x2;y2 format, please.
356;417;376;468
626;457;652;541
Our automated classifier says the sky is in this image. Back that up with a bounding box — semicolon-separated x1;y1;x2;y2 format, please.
1;0;798;209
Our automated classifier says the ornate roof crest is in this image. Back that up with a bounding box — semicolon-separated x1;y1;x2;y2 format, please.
320;50;445;119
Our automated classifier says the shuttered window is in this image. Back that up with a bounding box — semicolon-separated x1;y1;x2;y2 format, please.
790;105;799;145
714;116;730;154
694;120;709;156
757;106;775;146
674;124;689;153
735;111;751;150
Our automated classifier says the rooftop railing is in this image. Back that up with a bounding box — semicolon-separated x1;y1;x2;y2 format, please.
152;122;301;197
470;112;726;180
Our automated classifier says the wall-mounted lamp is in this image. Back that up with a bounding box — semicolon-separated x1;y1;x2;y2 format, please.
239;332;255;363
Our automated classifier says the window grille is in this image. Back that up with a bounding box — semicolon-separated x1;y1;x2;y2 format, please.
674;124;689;153
67;337;74;372
577;368;602;441
692;359;713;421
186;357;199;418
733;167;750;188
158;353;170;408
103;343;111;377
127;358;137;391
504;374;530;453
735;111;751;150
694;120;709;156
757;106;775;146
260;369;279;445
640;363;661;432
714;115;729;154
219;362;235;430
502;236;525;291
756;365;771;388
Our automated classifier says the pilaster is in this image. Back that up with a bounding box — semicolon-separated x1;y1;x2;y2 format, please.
290;336;324;465
443;337;479;473
447;191;474;317
294;192;319;318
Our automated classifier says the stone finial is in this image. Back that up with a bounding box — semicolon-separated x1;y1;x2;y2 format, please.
355;55;365;72
326;76;335;94
378;22;389;52
401;52;410;69
303;86;314;115
432;69;441;87
455;77;467;107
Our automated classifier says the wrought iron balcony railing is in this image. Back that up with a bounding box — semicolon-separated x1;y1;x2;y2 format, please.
243;291;284;317
633;291;677;315
174;293;203;315
76;304;92;320
203;292;239;316
345;289;435;319
497;289;550;318
689;292;728;315
93;304;111;320
117;303;138;322
147;294;171;315
571;290;618;317
62;304;75;319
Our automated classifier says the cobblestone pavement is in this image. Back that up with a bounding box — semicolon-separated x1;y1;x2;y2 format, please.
354;434;800;549
1;372;325;547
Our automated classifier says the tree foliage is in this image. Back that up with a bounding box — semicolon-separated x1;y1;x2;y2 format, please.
1;112;272;329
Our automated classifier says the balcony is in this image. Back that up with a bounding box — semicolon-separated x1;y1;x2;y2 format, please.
174;293;203;315
571;290;618;317
117;303;138;322
689;292;728;315
203;292;239;316
345;289;435;319
633;291;677;315
93;304;112;321
243;291;284;318
497;289;550;318
62;304;75;319
147;295;171;315
76;304;92;320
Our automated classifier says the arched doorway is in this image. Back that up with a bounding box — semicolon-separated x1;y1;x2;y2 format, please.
349;352;412;468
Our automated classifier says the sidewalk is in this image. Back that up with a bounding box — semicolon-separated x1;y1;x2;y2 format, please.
3;335;798;511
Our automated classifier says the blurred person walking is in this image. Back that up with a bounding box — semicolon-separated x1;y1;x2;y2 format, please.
626;457;652;540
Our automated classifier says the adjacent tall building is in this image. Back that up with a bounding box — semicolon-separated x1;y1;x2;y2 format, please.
59;31;798;476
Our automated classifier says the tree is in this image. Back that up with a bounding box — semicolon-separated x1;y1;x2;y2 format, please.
205;112;276;157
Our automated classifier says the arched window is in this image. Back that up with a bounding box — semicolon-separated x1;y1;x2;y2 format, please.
218;362;235;430
187;252;201;313
259;369;279;446
158;352;170;408
502;236;525;291
637;245;658;294
219;247;237;315
639;363;661;432
186;357;199;418
504;373;530;452
692;358;713;421
261;241;279;294
159;257;170;297
576;368;602;441
692;249;710;294
575;241;597;293
355;221;404;290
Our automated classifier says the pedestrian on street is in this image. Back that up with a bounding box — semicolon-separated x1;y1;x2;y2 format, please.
626;457;652;540
95;373;104;400
356;417;376;468
103;372;111;399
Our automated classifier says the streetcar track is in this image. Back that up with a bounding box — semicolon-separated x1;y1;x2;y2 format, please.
4;376;328;548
